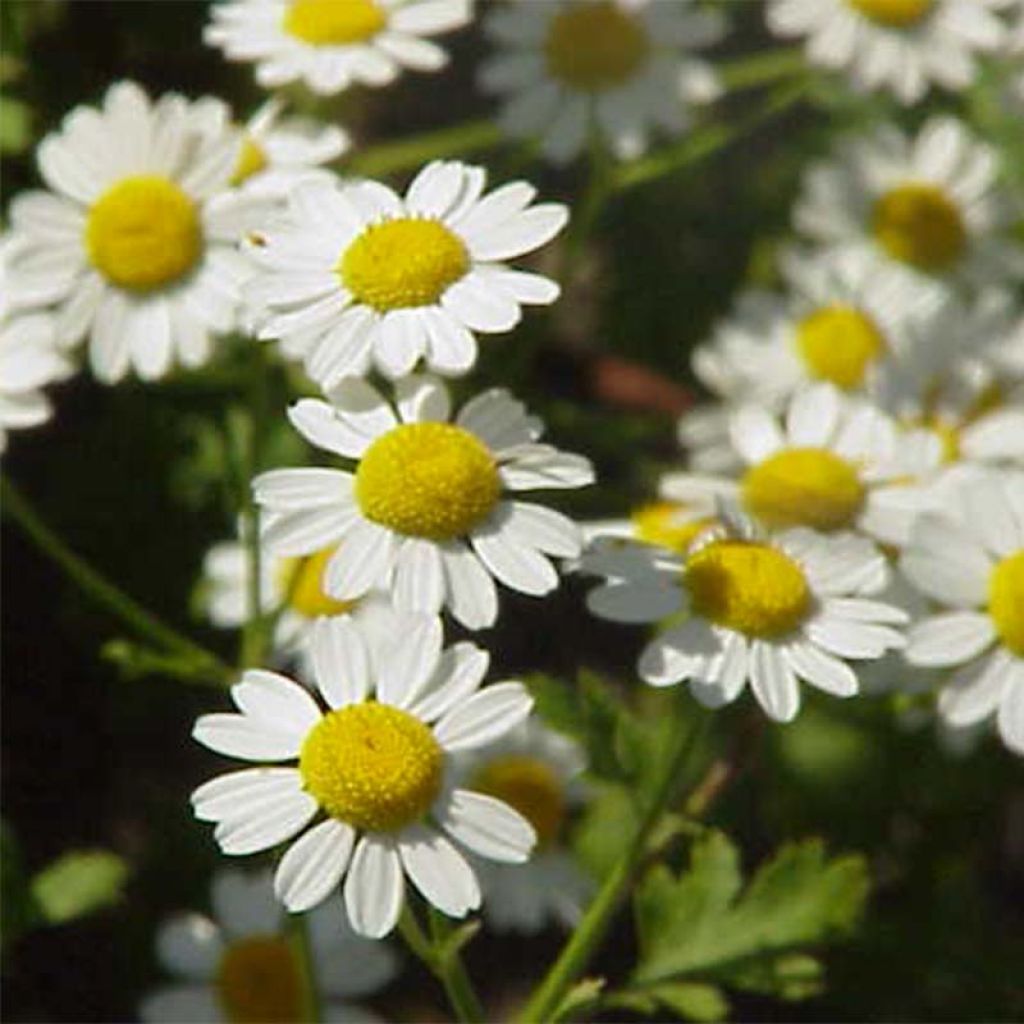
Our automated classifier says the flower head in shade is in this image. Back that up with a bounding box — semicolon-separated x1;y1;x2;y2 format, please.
665;383;942;549
581;500;717;556
141;868;395;1022
7;82;264;383
192;614;536;938
793;116;1023;288
767;0;1014;104
581;509;906;722
479;0;725;165
453;719;592;934
901;468;1024;756
205;0;471;96
246;161;566;385
253;374;593;630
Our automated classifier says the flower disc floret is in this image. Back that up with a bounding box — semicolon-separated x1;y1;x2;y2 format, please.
86;175;201;291
795;305;886;389
848;0;933;27
989;550;1024;657
299;703;443;832
340;218;469;311
742;448;865;532
544;1;650;92
472;755;566;847
685;540;811;638
355;422;500;540
283;0;386;44
872;183;966;272
278;547;356;618
216;936;303;1024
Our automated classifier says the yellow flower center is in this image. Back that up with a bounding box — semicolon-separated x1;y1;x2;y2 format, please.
545;1;650;92
356;422;500;540
472;755;566;847
872;183;966;273
216;936;303;1024
795;305;886;390
85;175;201;291
278;547;358;618
989;550;1024;657
300;703;443;832
283;0;386;45
631;501;713;554
848;0;933;27
231;136;269;186
685;540;811;638
340;217;469;312
742;448;865;532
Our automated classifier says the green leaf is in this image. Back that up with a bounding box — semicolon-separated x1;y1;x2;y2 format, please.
30;850;128;925
552;977;606;1022
647;982;730;1022
634;831;869;993
0;94;30;154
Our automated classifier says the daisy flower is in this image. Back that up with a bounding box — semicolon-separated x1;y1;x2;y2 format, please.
192;614;536;938
664;383;943;549
453;719;592;934
7;81;263;383
193;96;348;200
204;0;471;96
246;160;567;385
253;374;593;629
141;868;395;1023
581;510;906;722
794;116;1023;288
479;0;725;165
766;0;1014;104
901;469;1024;756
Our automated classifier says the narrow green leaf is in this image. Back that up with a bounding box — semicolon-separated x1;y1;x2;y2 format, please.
30;850;128;925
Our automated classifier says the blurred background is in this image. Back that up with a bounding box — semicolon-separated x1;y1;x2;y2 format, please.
2;1;1023;1020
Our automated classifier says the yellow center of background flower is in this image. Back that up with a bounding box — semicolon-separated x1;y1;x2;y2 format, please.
545;1;650;92
848;0;933;27
872;183;966;272
278;547;357;618
631;501;712;554
989;550;1024;657
795;305;886;390
340;218;469;311
356;422;500;540
216;936;303;1024
300;703;443;832
231;136;269;186
472;755;565;847
908;414;961;464
686;540;811;638
86;175;201;291
742;448;865;531
283;0;386;44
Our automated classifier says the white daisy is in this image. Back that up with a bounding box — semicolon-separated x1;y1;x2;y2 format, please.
246;160;567;385
141;868;395;1023
453;719;591;934
479;0;725;165
901;468;1024;756
252;374;593;630
205;0;471;96
767;0;1014;104
664;383;943;549
581;510;906;722
793;116;1024;288
193;96;349;200
192;613;537;938
7;81;263;383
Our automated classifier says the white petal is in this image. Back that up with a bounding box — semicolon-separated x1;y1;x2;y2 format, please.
324;520;398;600
749;641;801;722
997;671;1024;756
785;384;840;447
376;613;443;709
465;205;568;262
437;789;535;863
805;616;903;660
289;395;387;460
784;640;858;697
191;768;305;823
901;516;990;606
192;712;306;762
261;507;356;557
252;468;353;510
398;826;480;917
395;373;450;423
374;309;428;378
392;539;446;618
311;617;371;708
730;405;784;463
497;502;581;557
232;669;322;734
442;272;520;333
409;642;490;722
938;650;1012;728
344;837;404;939
275;818;355;913
471;524;558;596
638;618;723;687
456;389;541;451
433;681;532;751
905;611;996;668
213;793;317;856
499;446;595;490
441;542;499;629
586;581;682;624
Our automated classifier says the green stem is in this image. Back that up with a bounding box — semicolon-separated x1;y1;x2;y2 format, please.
289;912;322;1024
1;476;231;685
398;904;484;1024
718;47;806;92
347;120;502;179
517;710;710;1024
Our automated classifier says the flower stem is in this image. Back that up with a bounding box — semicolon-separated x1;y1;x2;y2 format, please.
1;475;231;686
517;708;711;1024
289;911;322;1024
347;120;503;179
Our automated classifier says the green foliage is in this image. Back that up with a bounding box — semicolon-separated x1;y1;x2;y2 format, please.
630;830;869;1015
30;849;129;925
